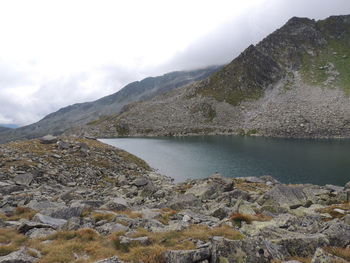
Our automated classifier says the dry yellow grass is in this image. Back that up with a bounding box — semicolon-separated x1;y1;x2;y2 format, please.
0;207;36;221
324;246;350;261
1;223;243;263
119;245;167;263
156;208;178;225
233;179;272;193
0;229;27;256
316;202;350;220
91;212;116;222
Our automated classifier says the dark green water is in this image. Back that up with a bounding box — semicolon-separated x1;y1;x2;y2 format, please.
101;136;350;186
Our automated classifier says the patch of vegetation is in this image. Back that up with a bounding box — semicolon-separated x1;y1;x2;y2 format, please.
233;178;272;194
0;207;36;221
91;212;116;223
324;246;350;261
0;223;243;263
86;115;114;126
114;122;129;136
300;35;350;94
156;208;178;225
316;202;349;220
200;85;264;106
0;229;27;256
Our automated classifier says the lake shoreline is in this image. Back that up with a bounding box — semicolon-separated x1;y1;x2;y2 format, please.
101;136;350;186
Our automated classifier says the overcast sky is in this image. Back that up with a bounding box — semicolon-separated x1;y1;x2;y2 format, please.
1;0;349;126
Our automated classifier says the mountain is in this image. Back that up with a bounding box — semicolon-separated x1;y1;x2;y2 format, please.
0;66;221;143
0;126;11;133
80;15;350;139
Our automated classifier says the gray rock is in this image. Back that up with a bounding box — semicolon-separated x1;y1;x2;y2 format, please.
311;247;348;263
13;174;33;186
321;222;350;247
49;206;84;220
344;181;350;190
133;177;149;187
119;236;151;246
0;184;24;195
210;206;232;220
62;217;82;230
343;214;350;225
17;220;55;234
273;233;329;258
40;135;58;144
165;247;211;263
33;213;67;229
26;200;66;215
26;227;56;238
258;185;310;209
103;197;129;211
96;223;128;235
211;236;284;263
167;194;201;210
0;248;36;263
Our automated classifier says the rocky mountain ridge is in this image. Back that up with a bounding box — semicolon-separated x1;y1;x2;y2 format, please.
0;136;349;263
77;15;350;139
0;66;221;144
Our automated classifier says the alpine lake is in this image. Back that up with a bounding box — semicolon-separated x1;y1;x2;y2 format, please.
101;135;350;186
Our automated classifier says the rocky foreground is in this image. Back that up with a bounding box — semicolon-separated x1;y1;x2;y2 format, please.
0;136;349;263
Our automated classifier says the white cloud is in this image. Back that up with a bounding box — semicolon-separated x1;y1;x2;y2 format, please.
0;0;349;126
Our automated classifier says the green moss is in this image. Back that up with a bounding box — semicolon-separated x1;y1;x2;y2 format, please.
200;84;263;106
115;122;129;136
87;115;113;126
300;35;350;94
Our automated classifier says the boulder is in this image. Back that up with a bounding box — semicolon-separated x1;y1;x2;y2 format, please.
62;217;82;231
258;185;311;209
321;222;350;247
272;233;329;258
133;177;149;187
17;220;55;234
26;227;56;238
211;236;284;263
26;200;66;215
0;184;24;195
96;222;128;235
102;197;129;211
49;206;85;220
165;247;211;263
119;236;151;246
0;248;36;263
167;194;201;210
13;174;33;186
33;213;67;229
39;135;57;144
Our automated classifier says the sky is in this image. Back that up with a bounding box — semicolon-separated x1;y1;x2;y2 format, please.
0;0;349;127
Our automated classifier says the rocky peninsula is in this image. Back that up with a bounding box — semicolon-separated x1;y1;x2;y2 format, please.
0;136;349;263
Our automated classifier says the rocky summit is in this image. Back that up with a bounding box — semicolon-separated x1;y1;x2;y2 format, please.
74;15;350;139
0;136;349;263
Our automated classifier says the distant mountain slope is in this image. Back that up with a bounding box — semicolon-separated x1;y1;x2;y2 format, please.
80;15;350;139
0;126;11;133
0;66;221;143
